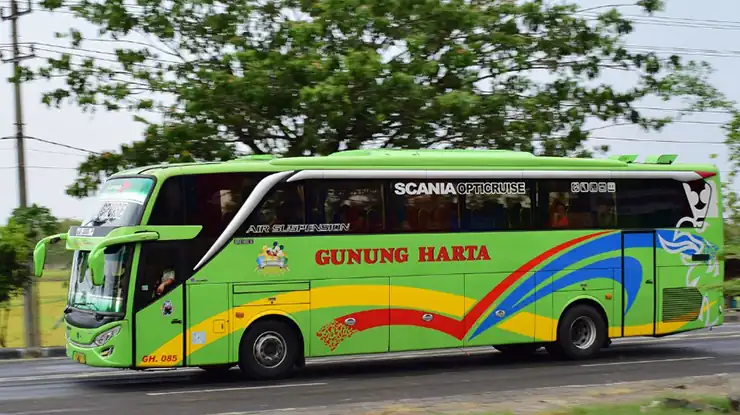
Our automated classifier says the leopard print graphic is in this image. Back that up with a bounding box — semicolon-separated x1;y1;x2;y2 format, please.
316;320;358;351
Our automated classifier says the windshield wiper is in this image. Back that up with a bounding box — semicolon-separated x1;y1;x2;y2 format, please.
71;302;104;320
72;301;99;311
83;217;106;226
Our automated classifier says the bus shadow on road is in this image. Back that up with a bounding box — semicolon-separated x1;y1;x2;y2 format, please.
79;343;712;392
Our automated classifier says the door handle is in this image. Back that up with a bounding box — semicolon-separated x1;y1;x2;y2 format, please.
645;279;654;285
691;254;710;262
171;319;182;324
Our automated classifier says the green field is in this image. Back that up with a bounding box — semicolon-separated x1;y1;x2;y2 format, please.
517;398;731;415
2;270;69;348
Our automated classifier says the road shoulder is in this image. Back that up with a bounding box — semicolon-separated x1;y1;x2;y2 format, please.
231;373;734;415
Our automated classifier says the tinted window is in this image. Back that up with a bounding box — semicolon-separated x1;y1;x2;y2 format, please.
541;180;617;230
242;182;306;235
148;173;265;237
390;181;460;232
615;179;695;229
133;241;190;312
463;181;533;231
308;180;385;234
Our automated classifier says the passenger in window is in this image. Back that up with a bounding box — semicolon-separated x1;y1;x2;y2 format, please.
366;209;383;232
417;208;431;231
509;202;522;228
596;198;615;229
550;201;569;228
335;201;365;232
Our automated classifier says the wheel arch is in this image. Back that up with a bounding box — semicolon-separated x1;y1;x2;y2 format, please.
240;311;307;367
556;295;610;334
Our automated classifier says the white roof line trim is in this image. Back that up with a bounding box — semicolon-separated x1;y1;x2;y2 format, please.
287;170;703;182
194;170;295;272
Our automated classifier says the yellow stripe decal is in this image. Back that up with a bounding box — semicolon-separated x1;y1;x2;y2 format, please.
139;289;719;367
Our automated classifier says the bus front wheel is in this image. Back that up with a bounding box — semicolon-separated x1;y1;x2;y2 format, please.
238;319;299;380
546;304;605;360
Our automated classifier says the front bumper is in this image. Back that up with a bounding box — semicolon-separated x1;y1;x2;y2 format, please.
65;320;132;368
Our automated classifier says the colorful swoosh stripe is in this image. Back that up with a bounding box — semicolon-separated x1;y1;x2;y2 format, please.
315;229;716;350
316;231;613;349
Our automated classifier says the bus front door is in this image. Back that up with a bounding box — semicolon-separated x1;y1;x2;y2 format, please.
621;231;656;337
133;243;186;368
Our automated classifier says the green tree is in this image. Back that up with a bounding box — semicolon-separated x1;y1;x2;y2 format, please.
0;223;28;304
34;0;731;197
0;205;60;303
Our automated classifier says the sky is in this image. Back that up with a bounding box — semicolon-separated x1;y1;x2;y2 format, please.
0;0;738;222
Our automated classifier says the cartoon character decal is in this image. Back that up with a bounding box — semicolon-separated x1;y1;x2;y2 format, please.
658;178;721;327
256;241;289;274
162;300;173;316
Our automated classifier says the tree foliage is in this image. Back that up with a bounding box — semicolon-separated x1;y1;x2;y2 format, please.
34;0;731;197
0;205;60;303
724;111;740;219
0;223;27;304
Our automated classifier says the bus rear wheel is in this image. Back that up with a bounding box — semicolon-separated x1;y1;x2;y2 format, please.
238;319;299;380
546;304;605;360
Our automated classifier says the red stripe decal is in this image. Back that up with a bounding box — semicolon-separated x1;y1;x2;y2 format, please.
315;231;612;351
461;231;611;332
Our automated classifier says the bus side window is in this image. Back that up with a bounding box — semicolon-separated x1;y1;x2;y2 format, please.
541;180;616;230
389;181;459;233
460;181;533;232
242;183;306;232
307;180;384;234
615;179;694;229
148;177;185;226
133;242;187;311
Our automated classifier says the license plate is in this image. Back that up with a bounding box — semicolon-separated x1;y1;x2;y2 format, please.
73;352;86;364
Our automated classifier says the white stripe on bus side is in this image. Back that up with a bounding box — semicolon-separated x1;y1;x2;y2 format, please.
286;169;704;182
193;170;295;272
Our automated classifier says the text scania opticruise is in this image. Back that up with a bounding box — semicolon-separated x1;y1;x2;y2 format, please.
393;181;527;196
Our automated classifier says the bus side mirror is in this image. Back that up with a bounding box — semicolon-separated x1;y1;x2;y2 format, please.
89;231;160;286
33;233;68;277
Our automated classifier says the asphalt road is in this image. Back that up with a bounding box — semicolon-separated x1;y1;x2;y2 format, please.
3;324;740;415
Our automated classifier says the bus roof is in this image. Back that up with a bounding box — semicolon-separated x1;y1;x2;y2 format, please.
109;149;719;180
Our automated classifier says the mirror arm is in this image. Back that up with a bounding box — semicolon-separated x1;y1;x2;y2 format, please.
89;231;159;286
32;233;69;277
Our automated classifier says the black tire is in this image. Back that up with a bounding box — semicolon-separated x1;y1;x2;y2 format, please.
238;319;300;380
546;304;606;360
494;344;541;357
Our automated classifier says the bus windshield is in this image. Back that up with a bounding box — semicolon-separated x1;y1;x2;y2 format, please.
67;245;131;314
80;177;155;227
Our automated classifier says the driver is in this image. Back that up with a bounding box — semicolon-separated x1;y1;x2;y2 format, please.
156;268;175;296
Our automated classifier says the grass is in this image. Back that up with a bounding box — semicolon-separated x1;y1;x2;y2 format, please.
493;397;732;415
2;271;69;348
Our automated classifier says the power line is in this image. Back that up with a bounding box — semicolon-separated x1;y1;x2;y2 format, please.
586;136;725;145
0;136;99;154
0;165;77;169
0;146;89;156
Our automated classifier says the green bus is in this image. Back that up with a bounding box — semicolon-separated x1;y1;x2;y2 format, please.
33;149;724;379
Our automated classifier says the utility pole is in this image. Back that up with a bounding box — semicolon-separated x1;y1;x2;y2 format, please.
2;0;39;355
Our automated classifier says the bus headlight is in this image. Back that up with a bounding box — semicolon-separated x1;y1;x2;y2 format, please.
93;326;121;347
